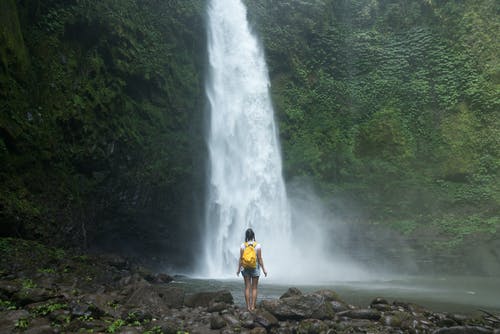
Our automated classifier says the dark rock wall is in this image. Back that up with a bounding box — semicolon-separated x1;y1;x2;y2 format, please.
0;0;206;269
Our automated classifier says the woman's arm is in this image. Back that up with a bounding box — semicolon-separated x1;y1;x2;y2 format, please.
237;247;243;276
257;248;267;276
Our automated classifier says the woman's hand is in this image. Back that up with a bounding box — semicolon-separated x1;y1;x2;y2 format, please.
263;269;268;277
236;269;240;277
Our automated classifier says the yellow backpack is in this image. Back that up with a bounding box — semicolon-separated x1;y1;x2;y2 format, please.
241;241;257;269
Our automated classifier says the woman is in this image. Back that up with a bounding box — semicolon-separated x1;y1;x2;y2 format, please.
237;228;268;311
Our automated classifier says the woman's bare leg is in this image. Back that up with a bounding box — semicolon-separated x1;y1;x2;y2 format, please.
250;276;259;311
244;276;252;311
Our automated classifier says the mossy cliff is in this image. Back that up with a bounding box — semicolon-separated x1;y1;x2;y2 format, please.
1;0;499;273
245;0;499;270
0;0;206;267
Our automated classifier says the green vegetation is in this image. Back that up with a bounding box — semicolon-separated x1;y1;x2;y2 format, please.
246;0;499;252
0;0;206;262
33;302;67;316
0;0;498;266
106;318;126;333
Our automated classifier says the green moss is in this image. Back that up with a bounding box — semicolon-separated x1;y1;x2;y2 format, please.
0;0;29;73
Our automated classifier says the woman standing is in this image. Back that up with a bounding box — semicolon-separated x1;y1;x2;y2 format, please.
237;228;268;311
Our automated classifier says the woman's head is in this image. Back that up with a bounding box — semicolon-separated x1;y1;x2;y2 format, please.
245;228;255;242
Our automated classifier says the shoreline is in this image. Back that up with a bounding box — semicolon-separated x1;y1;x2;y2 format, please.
1;238;499;333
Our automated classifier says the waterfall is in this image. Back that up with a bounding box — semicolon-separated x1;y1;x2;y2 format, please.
203;0;367;281
204;0;292;278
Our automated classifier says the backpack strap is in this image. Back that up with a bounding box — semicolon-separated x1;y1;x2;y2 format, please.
244;241;256;248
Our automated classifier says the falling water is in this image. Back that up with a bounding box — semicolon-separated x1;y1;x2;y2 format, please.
203;0;367;281
203;0;292;278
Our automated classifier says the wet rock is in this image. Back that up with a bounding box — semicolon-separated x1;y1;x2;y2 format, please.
381;311;412;328
210;314;227;329
207;301;229;313
449;314;471;325
313;289;344;303
280;287;302;299
68;300;106;318
337;308;381;321
370;303;393;312
117;326;142;334
393;300;429;314
432;326;493;334
222;313;240;327
262;293;335;320
253;308;279;329
297;319;328;334
250;327;268;334
23;317;51;333
101;254;129;270
145;273;174;284
0;309;30;332
126;282;184;312
184;290;233;308
155;319;183;334
48;309;71;323
330;300;349;312
241;313;256;329
124;308;153;323
13;287;56;305
0;279;21;296
371;297;389;305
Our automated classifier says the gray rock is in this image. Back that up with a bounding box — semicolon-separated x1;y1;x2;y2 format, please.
313;290;343;303
253;309;279;328
13;287;55;305
250;327;267;334
370;303;393;311
261;293;335;320
297;319;328;334
432;326;493;334
330;300;349;312
0;309;30;333
117;326;142;334
371;297;389;305
280;287;302;299
185;290;233;308
24;318;51;332
336;309;381;321
126;282;184;312
222;313;240;327
0;279;21;296
207;301;229;313
24;325;55;334
210;314;227;329
393;300;429;314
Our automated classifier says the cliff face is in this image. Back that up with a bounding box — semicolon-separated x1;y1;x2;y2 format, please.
1;0;499;273
245;0;499;262
0;0;206;268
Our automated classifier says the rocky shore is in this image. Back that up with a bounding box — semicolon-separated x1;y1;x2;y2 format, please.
1;238;499;334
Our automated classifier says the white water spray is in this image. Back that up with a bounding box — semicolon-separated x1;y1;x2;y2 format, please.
203;0;366;281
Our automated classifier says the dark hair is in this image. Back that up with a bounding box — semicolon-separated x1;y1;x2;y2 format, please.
245;228;255;242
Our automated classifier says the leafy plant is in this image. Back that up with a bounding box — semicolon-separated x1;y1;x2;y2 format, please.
106;319;126;333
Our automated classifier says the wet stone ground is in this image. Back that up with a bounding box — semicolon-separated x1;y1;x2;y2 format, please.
1;238;499;333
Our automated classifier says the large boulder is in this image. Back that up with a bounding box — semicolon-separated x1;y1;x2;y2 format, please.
280;287;302;299
0;309;30;333
432;326;493;334
253;309;279;329
261;293;335;320
125;282;185;313
184;290;233;308
337;309;381;321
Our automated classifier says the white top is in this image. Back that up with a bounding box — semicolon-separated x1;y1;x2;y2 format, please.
240;241;261;251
